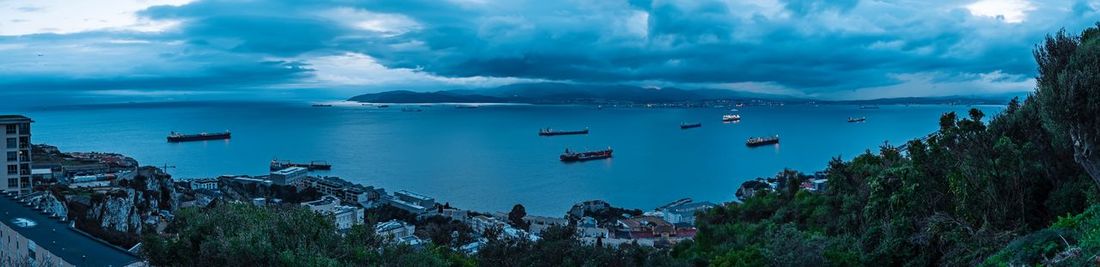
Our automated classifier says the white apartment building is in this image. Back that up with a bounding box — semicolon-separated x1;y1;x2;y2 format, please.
1;115;32;194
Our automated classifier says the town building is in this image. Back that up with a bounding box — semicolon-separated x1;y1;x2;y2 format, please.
524;215;569;236
30;168;56;184
800;178;828;193
270;167;307;186
301;195;365;231
388;190;435;214
0;192;143;266
1;115;32;194
616;216;675;239
576;216;609;238
441;208;469;223
567;200;611;219
660;201;717;225
374;219;416;240
306;177;386;207
189;178;219;191
302;195;340;213
221;175;273;186
332;205;365;230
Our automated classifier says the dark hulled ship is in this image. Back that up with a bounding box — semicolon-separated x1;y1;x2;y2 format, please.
680;123;702;129
746;135;780;147
270;159;332;171
539;128;589;136
560;147;613;162
167;131;231;142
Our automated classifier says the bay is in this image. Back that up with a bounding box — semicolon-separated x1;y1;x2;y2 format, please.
11;102;1002;215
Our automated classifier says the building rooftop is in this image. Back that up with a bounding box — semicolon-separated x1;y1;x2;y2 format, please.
666;201;717;213
272;167;307;175
374;219;411;232
302;195;339;207
395;190;433;201
0;193;141;266
0;115;33;124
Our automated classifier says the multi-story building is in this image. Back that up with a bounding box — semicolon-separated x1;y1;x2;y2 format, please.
388;190;436;214
374;219;416;240
188;178;219;191
301;195;365;231
306;177;386;207
270;167;307;186
0;193;143;266
1;115;32;194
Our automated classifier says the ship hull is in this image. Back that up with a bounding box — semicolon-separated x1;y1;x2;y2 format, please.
539;129;589;136
746;139;779;147
680;124;702;129
167;133;231;143
560;149;613;162
271;161;332;171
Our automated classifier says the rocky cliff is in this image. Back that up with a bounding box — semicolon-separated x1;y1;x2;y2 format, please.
66;166;179;248
26;191;67;219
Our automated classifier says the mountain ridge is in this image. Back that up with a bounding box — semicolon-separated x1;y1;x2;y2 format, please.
348;82;1014;105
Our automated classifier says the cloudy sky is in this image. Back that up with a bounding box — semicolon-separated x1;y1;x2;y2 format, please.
0;0;1097;102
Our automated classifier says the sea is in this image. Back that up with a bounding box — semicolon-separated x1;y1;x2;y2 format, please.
8;101;1003;215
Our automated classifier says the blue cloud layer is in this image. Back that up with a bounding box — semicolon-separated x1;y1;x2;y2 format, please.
1;0;1099;100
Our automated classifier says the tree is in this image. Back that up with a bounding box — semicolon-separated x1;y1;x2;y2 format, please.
1035;23;1100;186
508;204;529;230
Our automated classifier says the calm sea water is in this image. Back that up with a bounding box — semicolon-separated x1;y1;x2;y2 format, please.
10;102;1002;215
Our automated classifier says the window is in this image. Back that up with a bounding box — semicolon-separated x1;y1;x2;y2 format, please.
5;152;14;162
4;125;14;134
6;165;16;175
7;178;15;188
5;138;14;149
18;123;28;135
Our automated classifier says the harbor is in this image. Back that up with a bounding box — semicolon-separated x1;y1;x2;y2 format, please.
20;102;1004;214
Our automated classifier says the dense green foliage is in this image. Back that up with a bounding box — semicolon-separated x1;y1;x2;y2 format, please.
143;203;684;266
1035;23;1100;185
477;225;686;266
678;24;1100;266
141;203;464;266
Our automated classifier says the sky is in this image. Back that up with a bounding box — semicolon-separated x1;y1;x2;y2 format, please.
0;0;1098;103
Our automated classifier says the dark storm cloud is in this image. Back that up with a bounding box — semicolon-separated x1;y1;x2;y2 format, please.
1;0;1098;98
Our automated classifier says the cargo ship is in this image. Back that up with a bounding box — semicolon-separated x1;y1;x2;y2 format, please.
560;147;613;162
311;104;333;107
746;135;780;147
680;122;702;129
270;159;332;171
539;128;589;136
167;131;231;142
847;117;866;123
722;114;742;122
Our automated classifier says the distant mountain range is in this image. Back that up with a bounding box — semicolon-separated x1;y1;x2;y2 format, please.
347;82;1015;105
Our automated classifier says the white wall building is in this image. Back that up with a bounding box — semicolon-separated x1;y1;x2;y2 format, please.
302;195;364;231
189;178;219;191
374;219;416;241
270;167;307;186
0;115;32;194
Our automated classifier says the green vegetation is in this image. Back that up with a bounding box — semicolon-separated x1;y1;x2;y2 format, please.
676;24;1100;266
142;25;1100;266
142;203;465;266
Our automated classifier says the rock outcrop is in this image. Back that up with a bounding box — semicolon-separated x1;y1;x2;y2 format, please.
26;191;67;218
